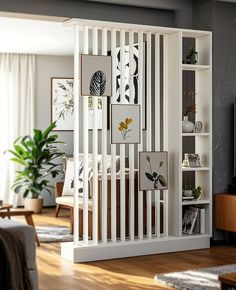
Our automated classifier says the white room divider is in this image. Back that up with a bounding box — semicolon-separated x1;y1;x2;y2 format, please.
61;19;212;263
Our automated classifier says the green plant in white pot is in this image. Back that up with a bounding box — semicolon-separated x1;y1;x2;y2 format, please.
8;122;65;213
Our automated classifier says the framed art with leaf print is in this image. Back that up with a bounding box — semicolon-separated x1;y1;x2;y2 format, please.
139;151;168;191
51;78;103;131
111;104;141;144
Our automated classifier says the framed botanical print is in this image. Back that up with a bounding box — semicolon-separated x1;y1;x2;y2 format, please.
51;78;74;131
111;104;141;144
139;151;168;191
51;78;103;131
81;54;112;97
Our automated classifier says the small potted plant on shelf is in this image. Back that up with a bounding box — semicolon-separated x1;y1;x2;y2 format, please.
185;46;198;64
7;122;65;213
193;186;202;200
182;177;193;198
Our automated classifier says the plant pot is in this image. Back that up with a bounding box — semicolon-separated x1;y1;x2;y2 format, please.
182;116;195;133
183;190;193;197
25;197;43;214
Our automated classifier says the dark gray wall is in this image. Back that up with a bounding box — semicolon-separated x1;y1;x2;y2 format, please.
213;2;236;195
0;0;194;28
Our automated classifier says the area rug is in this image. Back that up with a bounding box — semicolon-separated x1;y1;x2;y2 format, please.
36;226;73;243
155;264;236;290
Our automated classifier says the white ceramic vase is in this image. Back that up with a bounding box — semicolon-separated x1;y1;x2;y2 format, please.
182;116;194;133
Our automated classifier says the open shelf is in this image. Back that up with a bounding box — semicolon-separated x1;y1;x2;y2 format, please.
182;133;210;137
182;166;210;171
182;64;210;71
182;199;210;205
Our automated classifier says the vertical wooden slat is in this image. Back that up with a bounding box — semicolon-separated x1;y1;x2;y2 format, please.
138;31;143;240
163;34;169;236
83;25;89;244
155;33;161;238
73;24;80;245
129;30;135;240
102;27;108;243
146;32;152;239
120;29;126;242
92;26;98;244
111;28;117;242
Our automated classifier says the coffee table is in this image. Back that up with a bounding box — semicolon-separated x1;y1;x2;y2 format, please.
219;272;236;289
0;203;13;219
0;208;40;246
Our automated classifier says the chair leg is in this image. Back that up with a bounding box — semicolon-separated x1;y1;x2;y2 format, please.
55;204;61;217
70;208;74;235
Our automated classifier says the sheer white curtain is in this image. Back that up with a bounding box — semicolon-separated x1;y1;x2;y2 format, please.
0;54;35;206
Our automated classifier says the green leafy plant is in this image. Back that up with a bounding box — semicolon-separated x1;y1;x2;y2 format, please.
193;186;202;199
145;155;167;189
186;46;198;64
7;122;65;199
182;177;193;191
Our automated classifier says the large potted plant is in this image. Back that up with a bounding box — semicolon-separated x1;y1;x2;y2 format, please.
8;122;65;213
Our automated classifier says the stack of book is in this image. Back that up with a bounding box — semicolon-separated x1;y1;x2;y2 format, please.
182;206;206;235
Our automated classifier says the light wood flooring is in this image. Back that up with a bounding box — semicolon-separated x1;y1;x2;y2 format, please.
13;208;236;290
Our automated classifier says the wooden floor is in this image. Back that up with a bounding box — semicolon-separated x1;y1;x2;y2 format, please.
13;208;236;290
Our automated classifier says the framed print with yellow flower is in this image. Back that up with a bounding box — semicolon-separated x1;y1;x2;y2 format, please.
111;104;140;144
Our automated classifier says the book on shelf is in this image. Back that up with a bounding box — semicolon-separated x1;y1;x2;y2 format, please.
182;207;198;235
190;206;206;234
182;196;195;201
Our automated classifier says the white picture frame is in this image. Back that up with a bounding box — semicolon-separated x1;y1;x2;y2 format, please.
111;104;141;144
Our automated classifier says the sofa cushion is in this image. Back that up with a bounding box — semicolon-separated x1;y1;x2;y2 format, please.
56;196;93;210
0;220;38;290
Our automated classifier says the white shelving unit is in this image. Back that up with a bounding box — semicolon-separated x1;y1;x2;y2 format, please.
181;32;212;237
61;19;212;262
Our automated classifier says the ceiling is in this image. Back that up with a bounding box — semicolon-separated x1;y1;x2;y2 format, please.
0;16;74;55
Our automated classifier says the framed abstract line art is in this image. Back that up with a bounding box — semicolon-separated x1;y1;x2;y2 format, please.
81;54;112;97
112;42;146;129
139;151;168;191
111;104;141;144
51;78;103;130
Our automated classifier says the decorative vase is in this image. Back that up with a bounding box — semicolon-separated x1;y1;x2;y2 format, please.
182;116;195;133
25;197;43;214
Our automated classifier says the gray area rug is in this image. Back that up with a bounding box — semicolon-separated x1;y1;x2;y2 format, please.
36;226;73;243
155;264;236;290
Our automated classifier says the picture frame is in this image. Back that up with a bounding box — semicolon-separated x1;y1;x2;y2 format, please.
109;42;146;129
81;54;112;97
51;78;104;131
139;151;168;191
111;104;141;144
186;153;201;167
51;78;74;131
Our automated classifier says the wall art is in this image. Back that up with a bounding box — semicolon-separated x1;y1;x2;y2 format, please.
81;54;112;97
112;43;146;129
139;151;168;191
51;78;103;130
111;104;140;144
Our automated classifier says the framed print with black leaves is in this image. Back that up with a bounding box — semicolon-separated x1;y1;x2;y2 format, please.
139;151;168;191
81;54;112;97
